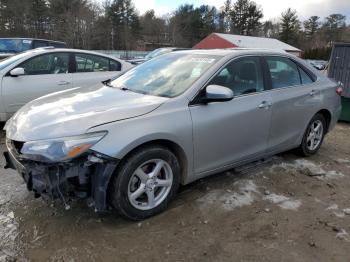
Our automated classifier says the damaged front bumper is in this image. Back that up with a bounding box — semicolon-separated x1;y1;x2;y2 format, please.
4;138;119;212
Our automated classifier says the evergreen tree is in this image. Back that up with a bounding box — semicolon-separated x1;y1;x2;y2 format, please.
322;13;346;43
230;0;263;36
29;0;49;37
303;16;320;38
279;8;300;45
106;0;140;50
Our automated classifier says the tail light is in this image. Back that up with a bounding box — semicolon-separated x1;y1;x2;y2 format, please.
336;86;343;96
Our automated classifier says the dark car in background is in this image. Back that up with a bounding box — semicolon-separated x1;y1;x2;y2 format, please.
0;38;66;60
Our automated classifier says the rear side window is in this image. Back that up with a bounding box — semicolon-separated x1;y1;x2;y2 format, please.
209;56;264;96
75;54;110;73
266;56;301;89
109;59;121;71
299;67;314;84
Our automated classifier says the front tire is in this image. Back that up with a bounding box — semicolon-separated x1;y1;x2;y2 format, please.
298;114;326;156
109;145;180;220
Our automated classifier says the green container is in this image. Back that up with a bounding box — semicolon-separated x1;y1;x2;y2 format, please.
340;96;350;122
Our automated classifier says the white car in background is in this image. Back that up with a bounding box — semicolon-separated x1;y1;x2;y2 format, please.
0;48;133;121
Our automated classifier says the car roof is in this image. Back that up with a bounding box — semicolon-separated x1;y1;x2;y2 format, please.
22;48;124;61
175;48;289;57
0;37;65;44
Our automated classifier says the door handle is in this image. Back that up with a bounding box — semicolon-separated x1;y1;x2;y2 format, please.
58;81;70;86
309;90;316;96
258;101;272;109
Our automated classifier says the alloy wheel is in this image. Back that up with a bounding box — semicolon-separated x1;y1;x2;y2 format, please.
127;159;173;210
306;119;324;151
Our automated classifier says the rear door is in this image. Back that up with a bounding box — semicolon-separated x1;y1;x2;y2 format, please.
264;56;320;153
2;52;73;114
71;53;122;88
190;56;273;174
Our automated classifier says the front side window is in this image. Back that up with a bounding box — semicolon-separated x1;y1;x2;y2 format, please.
209;56;264;96
20;53;69;75
110;53;220;98
75;54;110;73
0;52;29;71
266;56;301;89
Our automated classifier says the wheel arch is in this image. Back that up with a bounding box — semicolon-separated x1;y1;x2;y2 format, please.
297;108;333;147
115;138;189;185
316;109;332;133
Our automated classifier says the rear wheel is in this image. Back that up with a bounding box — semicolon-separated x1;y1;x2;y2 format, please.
298;114;326;156
109;145;180;220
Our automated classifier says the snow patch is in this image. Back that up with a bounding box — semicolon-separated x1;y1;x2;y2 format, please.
0;211;19;260
336;229;349;242
336;158;350;164
197;180;259;211
325;204;350;218
326;204;339;210
272;159;344;180
343;208;350;215
198;179;301;211
263;194;301;210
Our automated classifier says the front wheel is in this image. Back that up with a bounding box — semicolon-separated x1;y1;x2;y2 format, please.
298;114;326;156
109;145;180;220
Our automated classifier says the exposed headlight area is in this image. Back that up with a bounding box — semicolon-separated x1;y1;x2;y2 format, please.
19;132;107;162
4;131;118;212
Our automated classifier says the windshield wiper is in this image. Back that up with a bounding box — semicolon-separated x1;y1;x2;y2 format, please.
102;79;113;87
120;86;129;91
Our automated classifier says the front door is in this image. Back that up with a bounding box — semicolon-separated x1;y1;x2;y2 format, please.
190;56;272;174
2;52;72;114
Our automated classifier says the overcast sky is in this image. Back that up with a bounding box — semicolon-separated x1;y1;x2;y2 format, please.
129;0;350;22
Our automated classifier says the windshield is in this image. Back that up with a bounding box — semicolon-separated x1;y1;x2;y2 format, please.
0;52;30;70
110;53;221;98
0;39;32;53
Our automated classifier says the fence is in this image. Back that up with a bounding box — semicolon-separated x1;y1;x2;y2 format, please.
93;50;149;59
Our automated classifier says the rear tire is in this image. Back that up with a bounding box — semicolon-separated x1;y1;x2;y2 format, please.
297;114;326;156
109;145;180;221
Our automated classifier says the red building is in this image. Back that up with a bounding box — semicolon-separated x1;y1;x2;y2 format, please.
194;33;301;57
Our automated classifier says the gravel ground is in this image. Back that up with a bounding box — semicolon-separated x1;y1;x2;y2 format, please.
0;123;350;262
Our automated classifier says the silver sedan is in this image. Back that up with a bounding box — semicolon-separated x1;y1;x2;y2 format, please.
4;49;342;220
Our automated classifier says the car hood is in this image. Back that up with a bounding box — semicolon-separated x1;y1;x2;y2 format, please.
5;84;168;141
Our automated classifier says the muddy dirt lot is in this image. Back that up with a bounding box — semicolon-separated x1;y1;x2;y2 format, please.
0;124;350;262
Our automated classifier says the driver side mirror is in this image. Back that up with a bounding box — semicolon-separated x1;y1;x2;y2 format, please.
10;67;25;77
198;85;234;104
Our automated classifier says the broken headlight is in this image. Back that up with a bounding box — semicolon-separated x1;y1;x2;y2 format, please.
20;132;107;162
